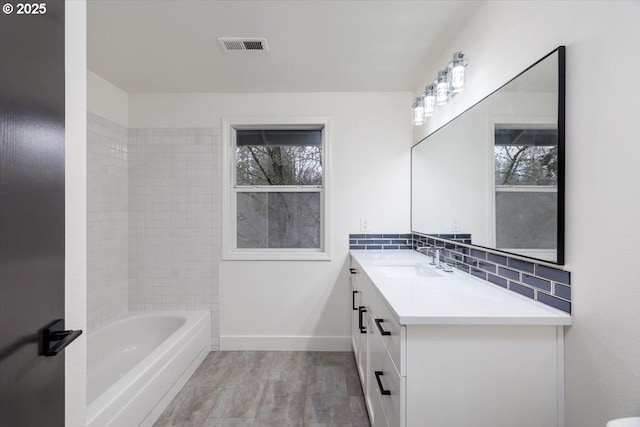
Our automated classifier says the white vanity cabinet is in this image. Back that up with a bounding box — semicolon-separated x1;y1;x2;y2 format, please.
350;251;571;427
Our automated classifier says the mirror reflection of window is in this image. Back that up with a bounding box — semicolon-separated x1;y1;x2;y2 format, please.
494;127;558;258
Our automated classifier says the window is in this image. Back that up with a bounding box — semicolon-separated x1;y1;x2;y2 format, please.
494;127;558;251
222;118;331;260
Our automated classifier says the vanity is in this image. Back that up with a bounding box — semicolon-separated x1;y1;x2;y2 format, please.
350;249;571;427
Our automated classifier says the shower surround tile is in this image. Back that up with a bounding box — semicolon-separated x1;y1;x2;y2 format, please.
87;112;129;333
128;127;221;349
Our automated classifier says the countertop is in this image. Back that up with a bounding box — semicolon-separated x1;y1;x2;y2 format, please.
350;250;572;326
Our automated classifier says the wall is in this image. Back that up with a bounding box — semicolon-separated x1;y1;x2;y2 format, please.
411;2;640;425
65;0;87;425
87;70;128;127
129;92;413;350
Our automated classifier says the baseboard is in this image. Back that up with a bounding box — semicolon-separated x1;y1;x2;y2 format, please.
220;335;352;351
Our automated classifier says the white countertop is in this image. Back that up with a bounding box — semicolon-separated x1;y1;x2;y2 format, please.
350;250;572;326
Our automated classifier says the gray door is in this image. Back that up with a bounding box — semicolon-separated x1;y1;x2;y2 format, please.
0;2;78;426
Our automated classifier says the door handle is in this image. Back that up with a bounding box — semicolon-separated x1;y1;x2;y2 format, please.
349;268;357;274
40;319;82;357
352;291;359;311
358;306;367;334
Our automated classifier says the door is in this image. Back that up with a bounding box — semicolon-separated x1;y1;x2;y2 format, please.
0;1;75;426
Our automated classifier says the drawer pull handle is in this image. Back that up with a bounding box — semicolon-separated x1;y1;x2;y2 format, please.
374;371;391;396
349;268;357;274
352;291;359;311
375;318;391;336
358;306;367;334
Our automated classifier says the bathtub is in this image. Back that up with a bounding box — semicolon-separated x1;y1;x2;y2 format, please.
86;311;210;427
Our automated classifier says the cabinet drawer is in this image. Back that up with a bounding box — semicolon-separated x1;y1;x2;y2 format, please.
374;297;406;376
376;348;405;427
368;379;389;427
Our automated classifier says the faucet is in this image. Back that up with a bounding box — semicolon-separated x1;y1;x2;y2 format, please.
416;246;442;269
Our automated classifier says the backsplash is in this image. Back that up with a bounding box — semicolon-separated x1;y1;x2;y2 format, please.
349;234;413;250
349;232;571;314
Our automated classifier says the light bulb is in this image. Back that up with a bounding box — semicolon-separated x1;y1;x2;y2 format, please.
450;64;465;91
436;72;449;106
448;52;469;94
424;86;436;117
412;97;424;126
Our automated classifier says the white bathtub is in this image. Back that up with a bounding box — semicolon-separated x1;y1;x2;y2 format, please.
86;311;211;427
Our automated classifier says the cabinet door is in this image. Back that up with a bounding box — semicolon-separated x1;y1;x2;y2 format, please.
350;263;367;383
350;271;361;359
367;314;388;427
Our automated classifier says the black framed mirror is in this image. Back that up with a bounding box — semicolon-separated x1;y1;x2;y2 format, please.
411;46;565;264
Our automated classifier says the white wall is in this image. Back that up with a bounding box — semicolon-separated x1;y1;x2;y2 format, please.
411;2;640;425
130;92;413;350
65;1;87;426
87;70;128;127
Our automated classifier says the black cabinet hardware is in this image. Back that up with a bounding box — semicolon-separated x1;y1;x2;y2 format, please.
349;268;357;274
352;291;359;311
40;319;82;357
358;306;367;334
375;371;391;395
375;318;391;336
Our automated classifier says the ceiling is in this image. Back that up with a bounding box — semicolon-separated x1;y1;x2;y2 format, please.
87;0;481;93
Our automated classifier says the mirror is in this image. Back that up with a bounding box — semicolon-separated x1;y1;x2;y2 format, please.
411;46;565;264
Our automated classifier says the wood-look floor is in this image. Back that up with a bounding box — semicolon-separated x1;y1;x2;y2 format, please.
154;351;372;427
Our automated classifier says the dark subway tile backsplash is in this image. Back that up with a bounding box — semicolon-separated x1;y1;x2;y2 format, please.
349;233;412;251
509;282;535;299
522;274;552;292
488;253;508;266
498;267;520;281
536;264;571;284
554;283;571;300
507;258;535;274
537;292;571;313
488;274;508;288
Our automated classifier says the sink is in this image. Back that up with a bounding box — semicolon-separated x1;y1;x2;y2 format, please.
375;262;443;278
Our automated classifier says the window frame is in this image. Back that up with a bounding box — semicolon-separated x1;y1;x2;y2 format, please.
221;117;331;261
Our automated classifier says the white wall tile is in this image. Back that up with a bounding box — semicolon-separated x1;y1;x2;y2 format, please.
87;112;129;332
128;128;220;349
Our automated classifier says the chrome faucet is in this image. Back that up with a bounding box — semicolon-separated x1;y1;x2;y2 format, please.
416;246;442;269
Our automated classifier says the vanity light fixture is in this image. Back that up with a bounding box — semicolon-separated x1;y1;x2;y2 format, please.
412;51;469;125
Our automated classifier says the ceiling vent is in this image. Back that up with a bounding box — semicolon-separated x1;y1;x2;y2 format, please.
217;38;269;52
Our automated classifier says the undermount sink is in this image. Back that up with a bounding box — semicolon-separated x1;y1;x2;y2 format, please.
375;262;443;278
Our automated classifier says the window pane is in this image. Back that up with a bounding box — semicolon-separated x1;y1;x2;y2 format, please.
236;130;322;186
496;192;557;249
237;192;321;249
494;128;558;186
